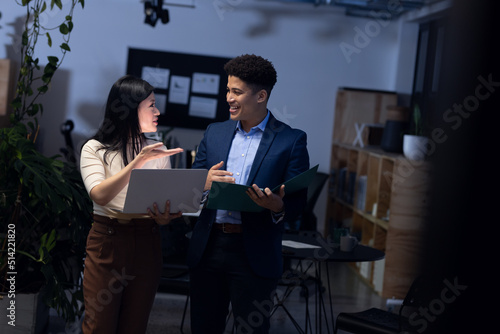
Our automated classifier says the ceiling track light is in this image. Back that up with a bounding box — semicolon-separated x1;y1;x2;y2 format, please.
144;0;169;27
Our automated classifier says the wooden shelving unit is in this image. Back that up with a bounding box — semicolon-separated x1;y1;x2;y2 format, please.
325;87;431;299
325;142;431;299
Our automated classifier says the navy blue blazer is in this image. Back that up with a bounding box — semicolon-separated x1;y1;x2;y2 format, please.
187;113;310;278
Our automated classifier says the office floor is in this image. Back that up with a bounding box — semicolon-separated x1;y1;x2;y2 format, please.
46;261;386;334
147;261;386;334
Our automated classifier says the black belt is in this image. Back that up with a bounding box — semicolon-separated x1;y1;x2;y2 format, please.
213;223;242;234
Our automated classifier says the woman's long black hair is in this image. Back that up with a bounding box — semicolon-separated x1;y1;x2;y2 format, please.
88;75;155;166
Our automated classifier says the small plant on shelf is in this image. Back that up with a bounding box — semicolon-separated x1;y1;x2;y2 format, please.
403;104;430;160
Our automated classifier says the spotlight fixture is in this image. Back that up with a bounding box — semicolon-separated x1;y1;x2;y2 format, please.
144;0;169;27
144;1;157;27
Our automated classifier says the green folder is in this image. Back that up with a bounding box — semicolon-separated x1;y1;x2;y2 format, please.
206;164;319;212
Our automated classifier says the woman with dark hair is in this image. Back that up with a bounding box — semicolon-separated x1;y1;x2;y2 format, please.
80;75;183;333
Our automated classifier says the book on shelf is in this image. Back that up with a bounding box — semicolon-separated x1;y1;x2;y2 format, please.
373;258;385;293
356;175;367;211
337;167;347;199
346;171;356;204
328;168;336;196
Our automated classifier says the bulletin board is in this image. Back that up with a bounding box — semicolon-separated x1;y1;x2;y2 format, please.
126;48;232;130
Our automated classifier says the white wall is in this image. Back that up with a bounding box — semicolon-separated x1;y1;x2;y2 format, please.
1;0;433;233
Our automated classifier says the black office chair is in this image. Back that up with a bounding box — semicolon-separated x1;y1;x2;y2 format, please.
334;276;430;334
286;172;329;232
282;171;329;298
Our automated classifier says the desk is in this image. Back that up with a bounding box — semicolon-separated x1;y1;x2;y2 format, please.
280;232;385;333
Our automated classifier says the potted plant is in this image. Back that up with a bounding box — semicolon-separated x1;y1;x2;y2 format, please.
402;104;430;161
0;0;90;331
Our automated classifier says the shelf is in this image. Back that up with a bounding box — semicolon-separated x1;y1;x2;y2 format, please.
330;196;389;231
326;142;430;299
326;88;431;299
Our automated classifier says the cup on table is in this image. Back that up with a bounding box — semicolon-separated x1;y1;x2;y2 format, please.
340;235;358;252
333;227;350;246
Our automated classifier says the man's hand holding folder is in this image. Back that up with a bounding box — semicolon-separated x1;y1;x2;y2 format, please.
246;184;286;213
206;165;319;212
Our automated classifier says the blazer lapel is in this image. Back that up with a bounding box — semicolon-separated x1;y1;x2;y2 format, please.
246;113;279;185
217;121;238;168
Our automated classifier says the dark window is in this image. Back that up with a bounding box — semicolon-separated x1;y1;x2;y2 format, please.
411;19;446;134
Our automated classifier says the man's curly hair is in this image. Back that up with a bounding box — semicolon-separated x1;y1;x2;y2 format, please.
224;54;277;98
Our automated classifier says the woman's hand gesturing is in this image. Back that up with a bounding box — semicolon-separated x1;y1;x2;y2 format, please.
138;143;183;164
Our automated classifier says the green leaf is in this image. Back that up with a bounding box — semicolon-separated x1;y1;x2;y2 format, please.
10;97;22;110
60;43;70;52
47;56;59;64
37;85;49;93
59;23;69;35
42;74;52;83
16;249;38;262
413;104;422;136
44;229;58;252
46;32;52;47
44;62;57;74
22;31;28;46
53;0;63;10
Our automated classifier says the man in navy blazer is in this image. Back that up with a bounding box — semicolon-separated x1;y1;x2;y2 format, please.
187;54;309;334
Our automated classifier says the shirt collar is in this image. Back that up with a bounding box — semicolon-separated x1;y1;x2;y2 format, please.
236;111;270;134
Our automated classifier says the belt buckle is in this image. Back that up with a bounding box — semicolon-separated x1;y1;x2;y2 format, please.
222;223;228;233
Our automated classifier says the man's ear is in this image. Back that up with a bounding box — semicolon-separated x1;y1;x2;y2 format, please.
257;89;268;103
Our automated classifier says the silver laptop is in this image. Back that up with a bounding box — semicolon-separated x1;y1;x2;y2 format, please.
121;169;208;214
